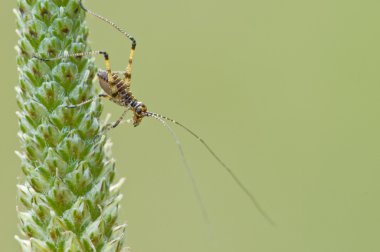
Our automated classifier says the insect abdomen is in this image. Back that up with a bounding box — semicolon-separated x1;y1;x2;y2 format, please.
97;71;113;95
96;70;141;111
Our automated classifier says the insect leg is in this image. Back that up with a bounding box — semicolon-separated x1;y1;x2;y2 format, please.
65;93;113;109
35;50;115;84
78;0;136;88
124;42;135;88
103;109;130;132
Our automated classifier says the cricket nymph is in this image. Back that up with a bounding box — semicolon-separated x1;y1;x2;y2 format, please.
33;0;275;226
97;70;147;127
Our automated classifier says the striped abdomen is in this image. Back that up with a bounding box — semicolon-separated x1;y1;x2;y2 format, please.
97;70;146;115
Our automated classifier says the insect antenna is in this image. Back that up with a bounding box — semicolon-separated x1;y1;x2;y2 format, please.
147;112;211;227
146;112;275;226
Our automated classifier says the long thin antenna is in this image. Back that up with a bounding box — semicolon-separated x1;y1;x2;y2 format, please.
148;113;211;225
147;112;275;226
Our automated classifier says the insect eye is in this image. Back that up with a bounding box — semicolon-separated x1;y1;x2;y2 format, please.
135;104;147;115
137;104;147;114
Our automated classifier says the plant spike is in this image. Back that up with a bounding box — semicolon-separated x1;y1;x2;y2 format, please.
15;0;126;251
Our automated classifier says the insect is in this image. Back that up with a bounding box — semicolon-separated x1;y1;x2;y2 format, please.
34;0;274;226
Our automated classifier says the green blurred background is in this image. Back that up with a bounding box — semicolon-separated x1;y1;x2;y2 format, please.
1;0;380;251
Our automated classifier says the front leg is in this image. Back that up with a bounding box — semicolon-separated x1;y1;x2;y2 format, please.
103;109;130;132
65;93;112;108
